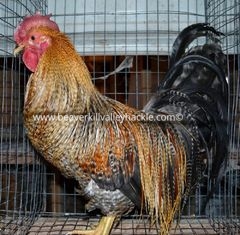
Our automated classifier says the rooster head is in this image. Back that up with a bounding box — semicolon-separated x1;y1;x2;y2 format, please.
14;12;60;72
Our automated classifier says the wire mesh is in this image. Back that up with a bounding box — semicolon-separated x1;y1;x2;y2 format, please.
206;0;240;232
0;0;47;234
27;215;227;235
0;0;239;234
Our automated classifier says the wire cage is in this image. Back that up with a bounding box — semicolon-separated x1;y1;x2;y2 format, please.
0;0;239;234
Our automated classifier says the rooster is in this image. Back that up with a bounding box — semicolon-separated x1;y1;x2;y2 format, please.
14;13;228;235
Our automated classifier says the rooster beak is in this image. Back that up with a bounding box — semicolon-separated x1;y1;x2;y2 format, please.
13;44;25;57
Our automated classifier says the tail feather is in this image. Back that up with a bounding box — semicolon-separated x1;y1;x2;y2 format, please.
161;54;227;96
170;23;224;66
144;23;229;214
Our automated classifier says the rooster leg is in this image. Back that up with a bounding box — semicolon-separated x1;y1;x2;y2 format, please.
66;215;116;235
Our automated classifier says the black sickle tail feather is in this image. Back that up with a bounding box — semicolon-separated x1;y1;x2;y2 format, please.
144;23;229;214
170;23;224;67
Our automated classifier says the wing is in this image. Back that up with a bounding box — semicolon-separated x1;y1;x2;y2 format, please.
77;102;143;208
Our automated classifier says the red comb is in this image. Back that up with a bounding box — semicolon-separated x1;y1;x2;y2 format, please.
14;12;60;44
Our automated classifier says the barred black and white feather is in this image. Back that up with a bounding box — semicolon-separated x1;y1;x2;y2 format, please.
144;23;229;212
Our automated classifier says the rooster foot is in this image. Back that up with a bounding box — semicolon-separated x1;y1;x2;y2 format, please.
66;216;116;235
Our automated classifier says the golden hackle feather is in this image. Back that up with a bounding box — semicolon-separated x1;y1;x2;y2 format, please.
135;125;186;235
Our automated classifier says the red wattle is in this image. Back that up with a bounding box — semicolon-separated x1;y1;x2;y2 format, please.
23;49;39;72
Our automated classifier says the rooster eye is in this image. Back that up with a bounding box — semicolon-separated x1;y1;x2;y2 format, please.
31;35;35;41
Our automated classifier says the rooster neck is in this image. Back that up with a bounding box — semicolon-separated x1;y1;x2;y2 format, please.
23;39;102;116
